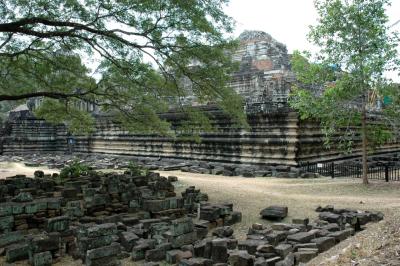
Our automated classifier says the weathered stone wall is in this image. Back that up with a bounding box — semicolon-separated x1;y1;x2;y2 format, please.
296;121;400;164
2;105;400;166
72;108;300;166
1;112;67;154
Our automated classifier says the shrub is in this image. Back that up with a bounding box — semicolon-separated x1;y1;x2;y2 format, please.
59;161;90;180
127;161;148;176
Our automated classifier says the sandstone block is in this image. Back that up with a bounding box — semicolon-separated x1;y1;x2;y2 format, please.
287;232;315;243
46;216;69;232
274;243;293;257
212;238;228;263
294;250;318;263
6;242;29;263
33;251;52;266
179;257;213;266
260;206;288;220
228;250;254;266
311;237;336;252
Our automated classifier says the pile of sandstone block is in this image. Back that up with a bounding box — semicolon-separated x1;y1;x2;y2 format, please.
235;205;384;265
1;153;319;179
0;169;243;265
166;206;383;266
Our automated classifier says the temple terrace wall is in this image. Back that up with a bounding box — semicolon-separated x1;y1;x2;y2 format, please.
2;107;400;166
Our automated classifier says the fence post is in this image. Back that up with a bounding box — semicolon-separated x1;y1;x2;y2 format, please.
331;162;335;179
385;165;389;182
307;161;310;172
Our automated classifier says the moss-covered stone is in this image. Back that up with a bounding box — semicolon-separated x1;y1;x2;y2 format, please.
46;216;69;232
32;251;52;266
6;242;29;263
0;231;23;248
0;215;14;231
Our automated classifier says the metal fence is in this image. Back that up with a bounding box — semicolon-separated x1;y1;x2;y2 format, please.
300;161;400;181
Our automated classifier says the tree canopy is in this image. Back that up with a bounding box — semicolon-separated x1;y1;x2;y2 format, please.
289;0;399;184
0;0;246;134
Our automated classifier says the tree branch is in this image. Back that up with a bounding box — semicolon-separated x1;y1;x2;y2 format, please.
0;91;92;101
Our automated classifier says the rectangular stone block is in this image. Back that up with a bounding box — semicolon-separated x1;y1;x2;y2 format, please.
294;250;318;263
86;223;118;238
165;231;197;248
88;194;109;207
265;230;287;246
30;233;60;253
6;242;29;263
86;242;121;261
79;235;117;252
0;215;14;231
129;199;140;209
0;231;24;248
11;202;25;215
132;240;156;261
179;257;213;266
143;199;170;212
287;231;316;243
200;206;220;221
140;218;162;230
166;249;192;264
274;243;293;257
46;198;61;210
35;199;48;211
46;216;69;232
145;247;167;262
86;255;120;266
224;211;242;226
238;239;267;255
311;237;336;252
327;229;353;243
260;206;288;220
33;251;52;266
170;218;194;236
119;231;140;251
211;239;228;263
24;202;39;214
169;197;184;209
0;203;13;216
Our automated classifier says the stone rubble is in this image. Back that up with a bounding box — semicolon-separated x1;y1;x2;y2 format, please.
0;154;386;265
0;153;321;179
0;166;245;265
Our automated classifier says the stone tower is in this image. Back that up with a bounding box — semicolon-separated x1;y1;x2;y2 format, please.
230;30;295;109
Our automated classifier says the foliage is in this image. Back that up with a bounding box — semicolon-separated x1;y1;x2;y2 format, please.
59;161;90;180
127;161;148;176
0;0;246;134
289;0;399;183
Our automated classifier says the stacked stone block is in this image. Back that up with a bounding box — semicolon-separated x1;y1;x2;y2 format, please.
199;203;242;228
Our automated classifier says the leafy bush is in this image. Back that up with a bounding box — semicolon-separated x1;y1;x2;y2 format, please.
127;161;148;176
59;161;90;180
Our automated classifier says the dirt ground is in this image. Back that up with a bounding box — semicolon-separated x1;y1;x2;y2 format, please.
0;162;58;179
159;170;400;265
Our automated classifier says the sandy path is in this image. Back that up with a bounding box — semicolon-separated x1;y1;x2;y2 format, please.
159;171;400;239
0;162;59;179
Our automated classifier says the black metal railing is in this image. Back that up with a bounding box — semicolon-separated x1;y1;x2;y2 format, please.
300;161;400;181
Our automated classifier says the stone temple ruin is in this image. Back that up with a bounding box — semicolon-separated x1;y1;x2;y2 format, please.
0;30;393;266
1;30;399;167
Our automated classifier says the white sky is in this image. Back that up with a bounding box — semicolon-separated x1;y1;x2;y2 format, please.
224;0;400;81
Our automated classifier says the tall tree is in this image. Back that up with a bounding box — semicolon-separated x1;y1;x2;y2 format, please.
289;0;399;184
0;0;245;134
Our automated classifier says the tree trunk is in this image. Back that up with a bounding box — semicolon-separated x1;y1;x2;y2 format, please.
361;102;369;185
